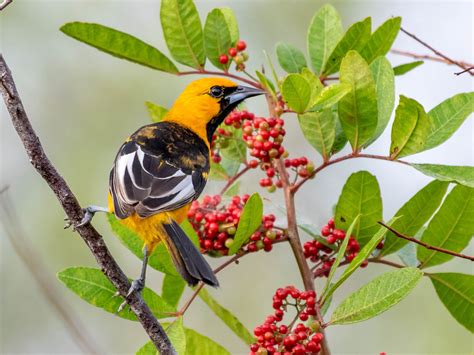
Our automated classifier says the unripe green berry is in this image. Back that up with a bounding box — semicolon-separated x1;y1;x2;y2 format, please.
224;238;234;248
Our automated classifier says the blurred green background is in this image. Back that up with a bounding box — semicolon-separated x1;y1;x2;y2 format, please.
1;0;472;354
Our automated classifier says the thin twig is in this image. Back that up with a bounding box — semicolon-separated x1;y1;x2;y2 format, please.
390;49;473;67
0;55;176;354
398;27;474;75
0;188;102;354
368;257;404;269
378;222;474;262
219;164;251;195
177;237;289;316
0;0;13;11
178;70;262;89
292;153;409;193
455;67;474;76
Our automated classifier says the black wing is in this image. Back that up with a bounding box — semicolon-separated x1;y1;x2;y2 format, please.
109;141;207;219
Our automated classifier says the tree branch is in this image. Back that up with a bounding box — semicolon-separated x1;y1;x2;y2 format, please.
378;222;474;262
266;96;331;355
0;0;13;11
0;55;176;354
390;49;474;68
398;26;474;75
178;70;262;89
219;164;251;195
292;153;409;193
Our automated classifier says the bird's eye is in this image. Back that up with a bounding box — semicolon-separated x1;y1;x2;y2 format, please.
209;86;224;98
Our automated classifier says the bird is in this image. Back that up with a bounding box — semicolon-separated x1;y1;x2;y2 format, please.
73;77;264;299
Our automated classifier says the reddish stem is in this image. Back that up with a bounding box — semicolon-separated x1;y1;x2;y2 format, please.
219;164;251;195
292;153;409;193
178;70;262;88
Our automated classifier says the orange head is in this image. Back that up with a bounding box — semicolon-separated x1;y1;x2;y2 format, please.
164;77;264;145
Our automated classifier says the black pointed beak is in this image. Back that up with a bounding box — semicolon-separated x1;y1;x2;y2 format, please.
225;85;265;105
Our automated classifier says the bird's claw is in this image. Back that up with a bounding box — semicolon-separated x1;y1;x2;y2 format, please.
117;279;145;313
63;205;107;231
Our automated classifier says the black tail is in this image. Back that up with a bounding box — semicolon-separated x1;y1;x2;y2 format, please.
162;220;219;287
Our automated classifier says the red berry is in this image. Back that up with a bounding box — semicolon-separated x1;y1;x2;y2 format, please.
321;225;331;236
219;54;229;64
236;40;247;51
228;47;238;57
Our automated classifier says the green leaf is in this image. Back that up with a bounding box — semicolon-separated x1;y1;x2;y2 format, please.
180;219;200;248
210;163;229;181
381;180;450;256
145;101;168;122
184;328;230;355
429;273;474;332
331;267;422;325
108;214;178;276
160;0;205;69
324;218;398;300
137;327;230;355
281;74;312;113
307;4;343;74
166;318;186;354
298;109;336;160
57;267;175;321
365;56;395;146
60;22;178;73
162;274;186;309
411;164;474;188
360;17;401;64
338;50;378;151
204;8;238;70
323;17;372;75
311;83;351;111
331;114;348;154
300;67;324;106
417;185;474;268
335;171;383;247
390;96;431;158
276;42;307;73
221;156;241;177
424;92;474;151
220;126;247;163
228;193;263;255
322;215;360;301
393;61;424;76
198;288;254;345
255;71;277;97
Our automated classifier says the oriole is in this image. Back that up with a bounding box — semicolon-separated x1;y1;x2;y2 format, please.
77;78;263;296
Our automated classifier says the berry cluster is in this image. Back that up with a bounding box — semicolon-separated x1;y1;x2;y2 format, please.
250;286;324;354
219;40;248;71
187;194;284;256
303;217;365;277
243;116;287;191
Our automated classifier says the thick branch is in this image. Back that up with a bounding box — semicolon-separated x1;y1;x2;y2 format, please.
0;55;176;354
378;222;474;262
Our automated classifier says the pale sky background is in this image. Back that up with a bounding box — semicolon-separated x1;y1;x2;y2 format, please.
1;0;473;354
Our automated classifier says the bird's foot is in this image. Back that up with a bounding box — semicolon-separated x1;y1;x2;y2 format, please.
117;278;145;313
64;205;108;231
